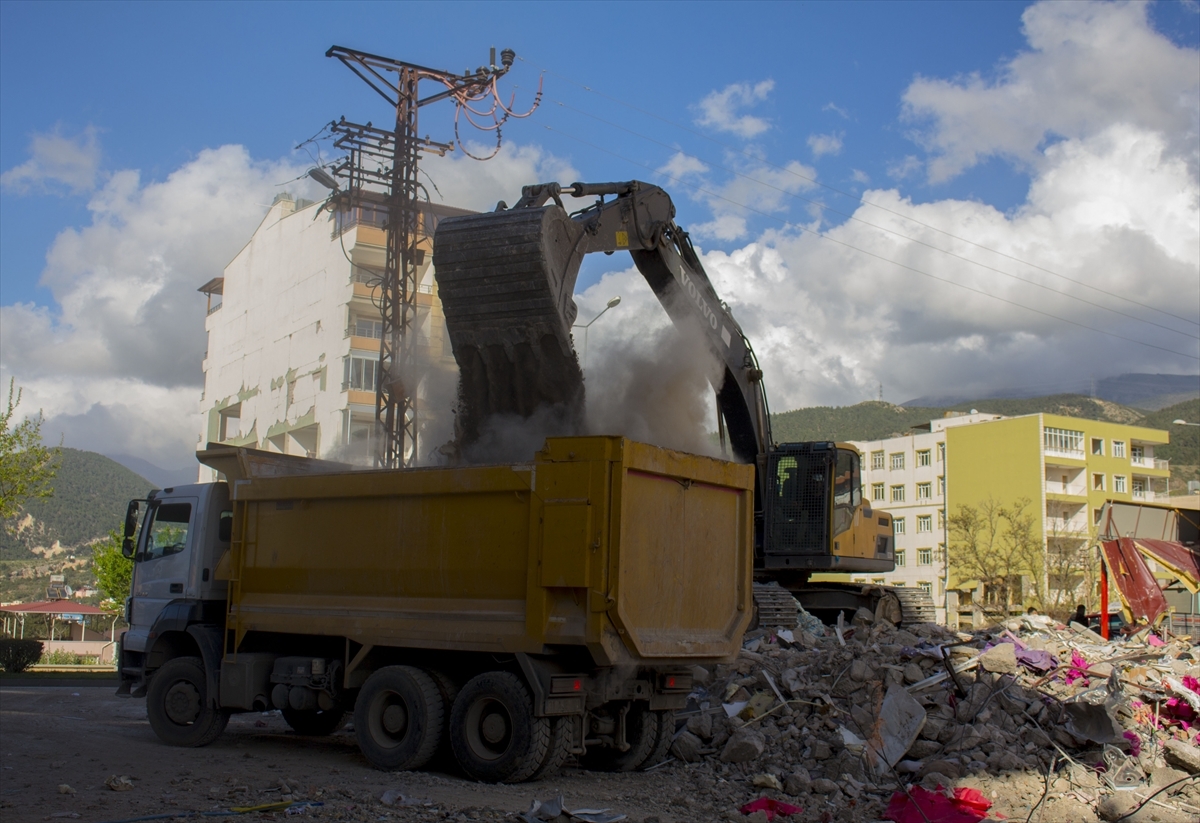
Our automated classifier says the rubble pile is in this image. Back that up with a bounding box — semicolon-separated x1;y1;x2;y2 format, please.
667;608;1200;822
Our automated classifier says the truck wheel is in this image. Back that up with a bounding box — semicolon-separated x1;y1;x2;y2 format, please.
354;666;443;771
146;656;229;748
282;707;346;736
528;715;574;780
640;709;676;769
449;671;550;783
581;703;656;772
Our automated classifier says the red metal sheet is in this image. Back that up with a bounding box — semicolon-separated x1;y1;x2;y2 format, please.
1134;538;1200;592
0;600;109;615
1099;538;1169;626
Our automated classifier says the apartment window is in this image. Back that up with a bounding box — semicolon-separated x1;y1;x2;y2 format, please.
918;548;932;566
343;354;378;392
1094;507;1103;525
1092;473;1105;492
938;508;945;529
917;515;933;533
891;485;905;503
917;482;932;500
871;483;885;502
895;550;906;567
353;316;383;339
218;404;241;442
873;578;888;586
1131;445;1144;460
1114;475;1127;494
894;517;906;535
1045;427;1085;455
936;442;945;463
1113;441;1126;458
871;450;885;470
890;453;905;471
918;581;932;594
937;476;945;496
916;449;931;467
892;581;906;587
1132;478;1146;495
1091;438;1104;456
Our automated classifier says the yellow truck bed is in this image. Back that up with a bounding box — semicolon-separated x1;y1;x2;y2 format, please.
200;436;754;667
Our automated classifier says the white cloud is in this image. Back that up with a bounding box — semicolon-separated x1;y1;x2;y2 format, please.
577;122;1198;414
693;80;775;139
850;169;870;185
902;1;1200;182
1;126;101;195
0;139;581;467
823;103;850;120
887;155;922;180
656;152;709;181
807;132;844;159
421;142;579;211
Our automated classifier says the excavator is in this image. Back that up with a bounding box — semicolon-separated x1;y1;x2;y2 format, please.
433;180;935;626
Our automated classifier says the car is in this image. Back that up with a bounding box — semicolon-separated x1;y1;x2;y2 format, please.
1085;612;1128;634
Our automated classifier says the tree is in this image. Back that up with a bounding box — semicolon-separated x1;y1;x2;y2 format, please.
948;496;1044;615
0;379;60;528
92;529;134;606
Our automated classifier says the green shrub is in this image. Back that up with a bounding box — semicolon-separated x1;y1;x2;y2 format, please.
0;639;45;672
41;648;84;665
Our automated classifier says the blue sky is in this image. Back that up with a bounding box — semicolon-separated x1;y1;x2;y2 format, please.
1;1;1197;466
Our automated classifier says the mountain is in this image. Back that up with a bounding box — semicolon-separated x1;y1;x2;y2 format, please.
105;453;198;489
0;448;155;561
904;372;1198;410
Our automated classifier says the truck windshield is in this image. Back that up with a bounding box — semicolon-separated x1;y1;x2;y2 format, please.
142;503;192;561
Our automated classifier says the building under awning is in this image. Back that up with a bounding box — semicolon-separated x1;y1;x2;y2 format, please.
0;600;114;640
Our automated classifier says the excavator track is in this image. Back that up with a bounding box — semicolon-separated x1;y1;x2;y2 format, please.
751;583;800;630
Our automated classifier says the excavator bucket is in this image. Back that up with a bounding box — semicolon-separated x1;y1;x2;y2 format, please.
433;205;588;453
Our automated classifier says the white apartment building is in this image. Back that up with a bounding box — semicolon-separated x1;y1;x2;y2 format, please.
849;412;1006;624
198;193;470;477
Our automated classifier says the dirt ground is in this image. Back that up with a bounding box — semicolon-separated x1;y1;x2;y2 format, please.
1;683;1195;823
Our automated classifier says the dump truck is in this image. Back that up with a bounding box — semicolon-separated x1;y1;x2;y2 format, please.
434;180;935;625
117;436;753;780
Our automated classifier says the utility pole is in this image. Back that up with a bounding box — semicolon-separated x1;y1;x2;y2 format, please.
321;46;538;467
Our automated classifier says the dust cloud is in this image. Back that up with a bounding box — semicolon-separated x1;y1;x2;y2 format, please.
583;321;725;459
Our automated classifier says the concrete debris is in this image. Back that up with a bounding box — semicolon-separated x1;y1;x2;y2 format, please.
105;775;135;792
519;794;626;823
666;614;1200;822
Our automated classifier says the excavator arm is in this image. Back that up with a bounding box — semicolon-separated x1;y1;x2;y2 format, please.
434;180;770;463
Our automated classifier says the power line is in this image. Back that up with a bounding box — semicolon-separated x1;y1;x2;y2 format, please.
520;56;1200;330
547;98;1199;343
542;123;1200;362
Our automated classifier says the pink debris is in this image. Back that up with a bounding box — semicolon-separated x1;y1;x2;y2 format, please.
884;785;995;823
739;797;803;820
1123;731;1142;757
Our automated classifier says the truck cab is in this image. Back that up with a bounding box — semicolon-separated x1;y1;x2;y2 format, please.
118;482;231;697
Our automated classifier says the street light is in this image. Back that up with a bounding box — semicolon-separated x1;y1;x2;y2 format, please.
572;296;621;367
1172;419;1200;426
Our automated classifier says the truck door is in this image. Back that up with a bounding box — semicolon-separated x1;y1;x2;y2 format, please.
129;499;198;636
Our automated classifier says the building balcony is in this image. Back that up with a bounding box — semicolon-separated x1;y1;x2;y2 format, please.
1131;489;1166;502
1044;482;1087;498
1043;448;1085;464
1130;456;1169;470
1044;516;1088;535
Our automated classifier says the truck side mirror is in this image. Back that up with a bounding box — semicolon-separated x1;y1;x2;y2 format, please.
122;500;141;558
124;500;140;539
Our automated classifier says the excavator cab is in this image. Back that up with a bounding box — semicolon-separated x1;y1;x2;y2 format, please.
762;444;883;572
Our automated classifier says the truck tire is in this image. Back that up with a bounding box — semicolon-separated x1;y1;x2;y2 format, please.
581;702;657;772
640;709;676;770
282;707;346;736
354;666;443;771
449;671;550;783
528;716;574;780
146;656;229;748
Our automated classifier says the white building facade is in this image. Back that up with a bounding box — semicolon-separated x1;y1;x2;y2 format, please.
198;194;469;478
